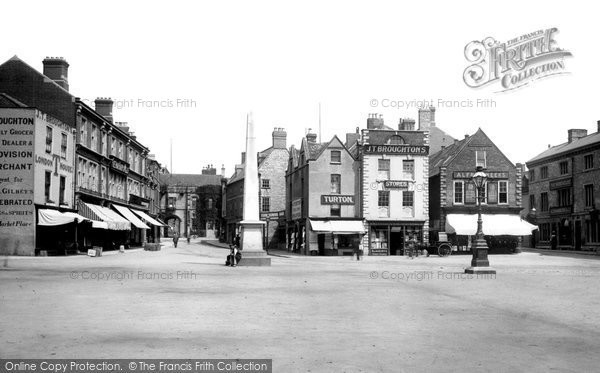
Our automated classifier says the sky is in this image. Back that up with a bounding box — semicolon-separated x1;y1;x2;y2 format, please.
2;0;598;176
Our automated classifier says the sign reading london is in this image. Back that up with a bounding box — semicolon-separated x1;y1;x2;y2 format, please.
463;28;572;92
363;145;428;155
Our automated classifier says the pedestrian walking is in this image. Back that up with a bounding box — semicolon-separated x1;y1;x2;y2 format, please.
550;231;557;250
354;243;362;261
173;232;179;248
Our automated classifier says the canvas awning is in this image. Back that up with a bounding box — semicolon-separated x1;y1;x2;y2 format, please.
131;209;168;227
38;209;89;226
445;214;537;236
112;205;150;229
78;201;131;231
309;219;366;234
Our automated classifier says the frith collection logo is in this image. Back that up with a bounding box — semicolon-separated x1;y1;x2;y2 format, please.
463;28;572;92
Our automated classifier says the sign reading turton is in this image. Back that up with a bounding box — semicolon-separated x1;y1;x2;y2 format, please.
321;195;355;205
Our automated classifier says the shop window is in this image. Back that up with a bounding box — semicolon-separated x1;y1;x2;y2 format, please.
584;184;594;207
454;181;464;204
378;159;390;180
331;174;341;194
330;150;341;164
559;161;569;175
584;154;594;170
402;160;414;180
540;192;549;212
45;126;53;153
585;219;599;243
60;133;67;158
540;166;548;179
330;204;341;217
498;181;508;204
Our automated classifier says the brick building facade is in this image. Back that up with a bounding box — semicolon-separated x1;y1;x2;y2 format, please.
429;128;528;253
286;133;363;255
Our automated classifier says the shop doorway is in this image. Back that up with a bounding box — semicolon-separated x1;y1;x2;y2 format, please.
390;231;403;255
318;234;325;256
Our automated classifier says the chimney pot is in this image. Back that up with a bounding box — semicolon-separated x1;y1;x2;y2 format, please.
568;129;588;143
95;97;114;123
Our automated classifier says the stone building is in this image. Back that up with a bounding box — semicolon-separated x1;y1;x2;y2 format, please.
429;128;533;253
357;114;430;255
159;165;226;238
285;132;363;255
224;128;288;249
524;124;600;251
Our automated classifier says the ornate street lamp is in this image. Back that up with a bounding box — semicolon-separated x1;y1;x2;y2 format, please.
465;166;496;274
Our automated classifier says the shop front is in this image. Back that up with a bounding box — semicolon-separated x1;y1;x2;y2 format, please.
77;201;131;251
368;221;425;256
308;219;365;256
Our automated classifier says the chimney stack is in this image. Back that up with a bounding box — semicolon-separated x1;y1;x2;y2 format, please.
418;106;436;130
306;131;317;143
95;97;114;123
42;57;69;91
241;152;246;164
568;129;587;143
272;127;287;149
221;164;226;176
367;113;384;129
399;118;416;131
597;120;600;133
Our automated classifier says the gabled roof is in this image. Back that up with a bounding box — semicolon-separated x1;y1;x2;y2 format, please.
159;173;223;187
527;131;600;165
0;55;73;97
429;128;513;177
0;93;28;108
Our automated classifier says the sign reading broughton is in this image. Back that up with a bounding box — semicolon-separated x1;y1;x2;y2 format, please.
363;145;429;155
321;195;355;205
383;180;409;189
463;27;572;92
0;110;35;255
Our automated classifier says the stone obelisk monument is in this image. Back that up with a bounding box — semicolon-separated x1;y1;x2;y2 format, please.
238;113;271;266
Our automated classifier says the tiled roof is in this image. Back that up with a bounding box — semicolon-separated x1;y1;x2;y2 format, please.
0;93;28;108
429;131;476;177
527;131;600;164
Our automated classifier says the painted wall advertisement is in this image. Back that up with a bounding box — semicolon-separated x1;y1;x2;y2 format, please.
0;109;35;255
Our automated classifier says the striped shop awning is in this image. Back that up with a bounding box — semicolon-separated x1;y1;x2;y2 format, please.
78;201;131;231
131;209;168;227
112;205;150;229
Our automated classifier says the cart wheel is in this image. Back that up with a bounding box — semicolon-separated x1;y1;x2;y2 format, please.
438;243;452;257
